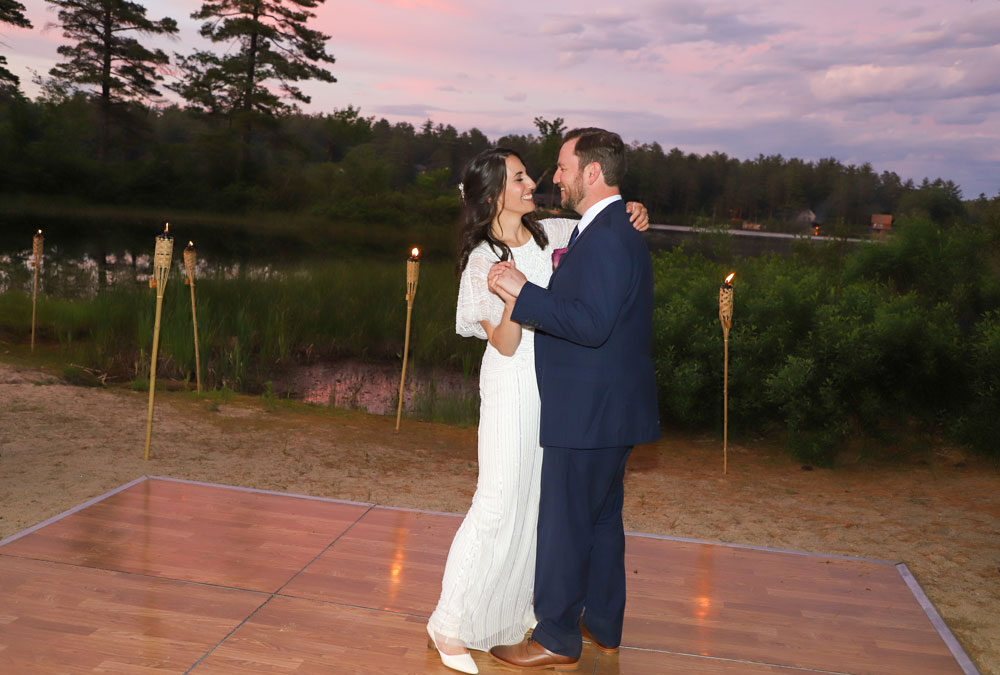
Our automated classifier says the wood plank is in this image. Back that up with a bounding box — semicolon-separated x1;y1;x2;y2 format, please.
195;594;611;674
0;555;265;673
595;648;803;674
622;536;963;674
195;595;817;674
281;507;461;615
0;479;370;593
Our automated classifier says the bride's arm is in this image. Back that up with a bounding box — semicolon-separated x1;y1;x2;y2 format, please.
481;298;521;356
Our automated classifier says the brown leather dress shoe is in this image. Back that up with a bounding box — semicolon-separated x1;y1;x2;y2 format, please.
489;637;579;671
580;622;619;655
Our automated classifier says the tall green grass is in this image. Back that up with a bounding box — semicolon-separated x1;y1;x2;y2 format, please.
3;259;480;393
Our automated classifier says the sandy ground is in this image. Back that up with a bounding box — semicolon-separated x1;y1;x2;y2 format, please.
0;359;997;673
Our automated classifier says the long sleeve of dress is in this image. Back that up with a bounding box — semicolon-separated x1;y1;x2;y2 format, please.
456;248;505;340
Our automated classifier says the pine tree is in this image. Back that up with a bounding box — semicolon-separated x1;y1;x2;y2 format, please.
46;0;178;158
0;0;32;96
172;0;336;117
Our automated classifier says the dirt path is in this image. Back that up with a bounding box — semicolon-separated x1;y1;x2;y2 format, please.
0;360;997;673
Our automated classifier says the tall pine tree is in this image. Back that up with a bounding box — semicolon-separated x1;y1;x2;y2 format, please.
172;0;336;117
46;0;177;158
0;0;32;96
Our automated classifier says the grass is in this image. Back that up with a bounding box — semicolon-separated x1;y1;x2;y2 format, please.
1;258;482;394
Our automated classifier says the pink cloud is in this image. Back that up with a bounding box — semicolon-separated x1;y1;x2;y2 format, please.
368;0;469;15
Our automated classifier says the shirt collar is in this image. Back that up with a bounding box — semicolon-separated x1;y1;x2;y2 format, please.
575;195;622;237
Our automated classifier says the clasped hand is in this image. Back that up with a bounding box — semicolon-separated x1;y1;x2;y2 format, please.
488;260;526;303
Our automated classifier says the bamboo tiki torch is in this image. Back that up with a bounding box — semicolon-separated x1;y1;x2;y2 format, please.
30;230;43;352
719;272;735;474
395;247;421;432
144;223;173;460
183;241;202;394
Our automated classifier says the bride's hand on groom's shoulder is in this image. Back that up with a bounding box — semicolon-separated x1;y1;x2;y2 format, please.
626;201;650;231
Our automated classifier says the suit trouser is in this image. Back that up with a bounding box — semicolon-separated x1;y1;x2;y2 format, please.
531;444;632;658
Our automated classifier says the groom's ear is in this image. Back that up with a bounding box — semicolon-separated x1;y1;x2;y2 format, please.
584;161;603;185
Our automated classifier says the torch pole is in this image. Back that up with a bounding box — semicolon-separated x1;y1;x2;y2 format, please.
395;251;420;432
144;229;173;460
30;231;43;352
396;301;414;431
184;243;201;394
719;274;734;475
723;329;729;474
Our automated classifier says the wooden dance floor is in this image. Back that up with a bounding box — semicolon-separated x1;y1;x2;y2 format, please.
0;476;976;674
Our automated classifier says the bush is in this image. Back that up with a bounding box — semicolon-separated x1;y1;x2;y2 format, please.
955;310;1000;459
649;217;999;464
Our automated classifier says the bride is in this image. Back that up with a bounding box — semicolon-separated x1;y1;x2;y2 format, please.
426;147;648;673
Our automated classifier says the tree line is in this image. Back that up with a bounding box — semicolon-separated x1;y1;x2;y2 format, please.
0;0;989;237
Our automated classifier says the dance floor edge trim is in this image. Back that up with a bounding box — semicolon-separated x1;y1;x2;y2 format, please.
0;474;979;675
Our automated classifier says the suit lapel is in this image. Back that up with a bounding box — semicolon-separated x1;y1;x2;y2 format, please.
548;205;617;287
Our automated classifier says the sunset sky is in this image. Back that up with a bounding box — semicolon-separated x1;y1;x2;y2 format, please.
5;0;999;198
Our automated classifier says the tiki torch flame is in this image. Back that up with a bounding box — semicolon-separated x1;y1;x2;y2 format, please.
410;247;420;260
725;272;735;285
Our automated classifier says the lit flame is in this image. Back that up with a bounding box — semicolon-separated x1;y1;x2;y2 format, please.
37;229;42;235
411;247;420;259
188;241;194;247
724;272;735;284
164;222;170;234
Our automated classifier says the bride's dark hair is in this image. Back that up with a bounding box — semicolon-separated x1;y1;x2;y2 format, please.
456;148;548;275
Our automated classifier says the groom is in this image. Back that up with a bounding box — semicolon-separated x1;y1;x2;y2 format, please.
488;127;660;669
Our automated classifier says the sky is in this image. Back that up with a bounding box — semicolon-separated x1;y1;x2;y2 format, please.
4;0;1000;198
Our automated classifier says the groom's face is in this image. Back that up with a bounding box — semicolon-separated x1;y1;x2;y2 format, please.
554;139;586;214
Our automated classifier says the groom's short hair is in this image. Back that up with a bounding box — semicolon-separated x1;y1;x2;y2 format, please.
564;127;626;186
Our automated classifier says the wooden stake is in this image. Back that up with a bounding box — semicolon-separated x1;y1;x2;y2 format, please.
30;231;43;352
395;250;421;432
719;274;734;475
723;332;729;475
184;243;201;394
144;228;173;461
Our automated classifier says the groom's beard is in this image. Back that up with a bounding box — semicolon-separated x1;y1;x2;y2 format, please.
560;174;586;213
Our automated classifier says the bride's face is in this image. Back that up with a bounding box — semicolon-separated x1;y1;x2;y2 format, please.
497;155;536;218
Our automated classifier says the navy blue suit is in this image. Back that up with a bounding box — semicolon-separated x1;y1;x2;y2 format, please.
511;198;659;657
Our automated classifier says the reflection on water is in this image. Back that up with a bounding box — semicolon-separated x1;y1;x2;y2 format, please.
0;247;281;297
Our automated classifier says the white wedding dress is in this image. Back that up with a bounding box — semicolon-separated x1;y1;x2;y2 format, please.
428;218;577;651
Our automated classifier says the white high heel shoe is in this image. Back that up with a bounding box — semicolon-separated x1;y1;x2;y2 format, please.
426;624;478;674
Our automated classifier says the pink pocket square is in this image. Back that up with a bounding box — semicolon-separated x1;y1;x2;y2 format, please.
552;247;568;269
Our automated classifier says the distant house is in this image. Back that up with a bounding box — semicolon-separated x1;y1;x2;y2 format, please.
871;214;893;231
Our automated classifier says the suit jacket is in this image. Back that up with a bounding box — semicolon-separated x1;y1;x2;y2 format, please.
511;199;660;449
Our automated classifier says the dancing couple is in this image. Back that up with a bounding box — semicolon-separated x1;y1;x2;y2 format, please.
426;127;660;672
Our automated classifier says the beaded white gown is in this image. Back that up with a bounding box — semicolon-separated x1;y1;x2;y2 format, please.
428;218;577;652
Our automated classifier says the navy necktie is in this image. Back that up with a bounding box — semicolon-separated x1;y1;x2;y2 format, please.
568;225;580;247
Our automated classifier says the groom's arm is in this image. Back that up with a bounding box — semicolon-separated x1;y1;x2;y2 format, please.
510;229;632;347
